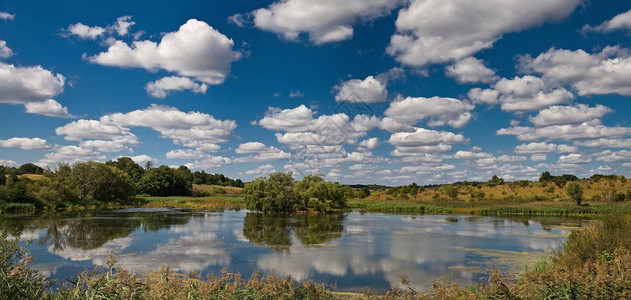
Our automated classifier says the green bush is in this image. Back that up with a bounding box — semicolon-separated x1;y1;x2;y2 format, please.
137;166;192;197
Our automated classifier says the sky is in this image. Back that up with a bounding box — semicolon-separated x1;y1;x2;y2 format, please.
1;0;631;185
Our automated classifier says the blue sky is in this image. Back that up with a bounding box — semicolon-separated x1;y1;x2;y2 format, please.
1;0;631;185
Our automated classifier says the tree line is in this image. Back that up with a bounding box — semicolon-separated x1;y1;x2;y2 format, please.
0;158;242;211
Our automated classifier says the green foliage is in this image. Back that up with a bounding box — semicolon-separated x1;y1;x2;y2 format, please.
106;157;145;183
16;163;44;175
566;181;584;206
386;183;423;198
69;161;135;202
137;166;192;197
444;185;459;199
0;231;47;300
244;172;347;213
488;175;504;186
191;170;244;187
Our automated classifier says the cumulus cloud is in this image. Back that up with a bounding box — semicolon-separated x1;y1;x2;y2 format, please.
230;0;402;44
38;146;106;166
358;137;379;151
128;155;158;166
79;140;132;153
0;62;65;104
233;142;290;163
582;9;631;33
558;153;591;164
469;76;574;112
595;150;631;163
389;127;468;147
0;137;50;149
145;76;208;98
89;19;242;85
445;57;498;84
112;15;135;36
387;0;581;66
528;104;612;127
243;164;276;176
335;76;387;103
165;149;207;160
24;99;75;118
56;119;137;142
0;40;14;58
497;120;631;141
514;142;577;154
519;46;631;96
574;138;631;149
101;104;236;145
66;23;106;40
384;96;474;128
256;105;314;132
0;12;15;21
0;159;17;167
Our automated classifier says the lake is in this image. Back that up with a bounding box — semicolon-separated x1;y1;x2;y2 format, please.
1;208;586;292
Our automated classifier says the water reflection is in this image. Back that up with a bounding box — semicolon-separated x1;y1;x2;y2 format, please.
242;213;344;250
0;209;584;292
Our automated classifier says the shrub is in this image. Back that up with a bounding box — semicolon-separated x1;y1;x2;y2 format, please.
566;182;583;206
137;166;192;197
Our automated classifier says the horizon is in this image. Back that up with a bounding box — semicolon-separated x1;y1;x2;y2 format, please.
2;0;631;186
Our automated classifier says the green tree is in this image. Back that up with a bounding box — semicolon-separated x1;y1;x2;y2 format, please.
136;165;192;196
566;182;584;206
488;175;504;186
539;171;553;182
244;172;298;213
16;163;44;175
106;157;145;183
69;162;135;202
444;185;458;199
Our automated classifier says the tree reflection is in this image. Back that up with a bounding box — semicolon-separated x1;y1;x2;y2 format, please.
242;213;345;250
0;210;193;252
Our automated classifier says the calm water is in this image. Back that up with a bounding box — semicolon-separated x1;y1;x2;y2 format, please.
1;208;586;292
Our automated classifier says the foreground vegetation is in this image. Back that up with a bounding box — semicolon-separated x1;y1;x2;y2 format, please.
2;214;631;299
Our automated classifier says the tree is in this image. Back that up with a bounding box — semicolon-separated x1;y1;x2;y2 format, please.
106;157;145;183
488;175;504;186
566;182;584;206
244;172;297;213
540;171;553;182
69;161;135;202
444;185;459;199
16;163;44;175
136;165;192;196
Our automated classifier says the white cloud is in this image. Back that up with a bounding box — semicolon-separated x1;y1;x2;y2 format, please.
243;164;276;176
0;12;15;21
128;155;158;166
0;40;14;58
38;146;106;167
498;120;631;141
0;137;49;149
389;127;468;147
165;149;207;160
145;76;208;98
528;104;612;127
66;23;106;40
0;62;65;104
575;138;631;148
56;119;136;142
595;150;631;163
582;9;631;33
358;137;379;151
231;0;402;44
113;15;135;36
101;104;236;145
334;76;387;103
235;142;268;154
89;19;242;85
519;46;631;96
470;76;574;112
256;105;314;132
445;57;498;84
558;153;591;164
0;159;17;167
514;142;577;154
387;0;581;66
185;155;231;171
530;154;547;162
384;96;474;128
289;90;304;98
79;140;132;153
24;99;74;118
180;141;221;152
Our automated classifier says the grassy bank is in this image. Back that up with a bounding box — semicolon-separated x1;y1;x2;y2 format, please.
2;214;631;299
